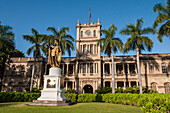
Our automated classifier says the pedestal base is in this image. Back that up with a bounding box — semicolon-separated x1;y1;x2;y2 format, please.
29;67;68;106
27;100;73;106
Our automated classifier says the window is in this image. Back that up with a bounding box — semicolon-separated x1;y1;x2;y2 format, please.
83;63;86;73
64;64;67;74
80;45;82;53
68;64;73;74
87;45;89;54
104;64;110;74
149;63;154;73
83;45;86;54
131;81;137;87
12;65;16;74
162;63;167;73
90;45;93;54
129;63;136;74
17;82;23;92
151;82;157;91
117;81;124;88
116;64;123;74
90;63;93;73
94;30;96;37
164;83;170;93
68;81;73;89
94;45;97;54
81;31;83;37
105;81;110;87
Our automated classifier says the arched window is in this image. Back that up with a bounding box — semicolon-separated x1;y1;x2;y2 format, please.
83;45;86;54
164;82;170;93
81;31;83;38
90;45;93;54
151;82;158;91
93;30;96;37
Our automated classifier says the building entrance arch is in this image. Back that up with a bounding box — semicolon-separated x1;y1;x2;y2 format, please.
83;84;93;93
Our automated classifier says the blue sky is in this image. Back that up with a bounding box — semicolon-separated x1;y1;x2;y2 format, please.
0;0;169;57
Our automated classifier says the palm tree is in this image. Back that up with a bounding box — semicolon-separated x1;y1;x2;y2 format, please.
120;18;155;94
23;28;46;92
0;21;15;91
97;24;123;93
153;0;170;42
46;27;74;56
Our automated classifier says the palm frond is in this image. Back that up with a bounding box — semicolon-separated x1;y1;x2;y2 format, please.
27;45;35;55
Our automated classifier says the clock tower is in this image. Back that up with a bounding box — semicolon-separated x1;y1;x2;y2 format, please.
75;19;102;94
75;19;101;59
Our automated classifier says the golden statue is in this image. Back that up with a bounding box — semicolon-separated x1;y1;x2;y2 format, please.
48;40;61;67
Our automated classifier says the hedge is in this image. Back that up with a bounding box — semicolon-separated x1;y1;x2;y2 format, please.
0;92;40;102
65;93;77;102
0;92;169;112
102;93;170;113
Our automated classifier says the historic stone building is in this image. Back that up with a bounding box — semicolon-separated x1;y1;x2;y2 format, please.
2;19;170;93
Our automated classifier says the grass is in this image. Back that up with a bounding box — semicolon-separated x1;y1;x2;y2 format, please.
0;102;143;113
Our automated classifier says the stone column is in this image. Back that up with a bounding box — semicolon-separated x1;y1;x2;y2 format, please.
123;63;125;74
72;81;75;90
73;64;75;74
103;63;105;74
66;81;68;90
67;64;69;75
110;63;112;74
81;81;83;93
124;81;126;89
93;44;94;54
62;64;64;75
96;81;98;90
115;81;117;88
93;63;95;73
129;81;131;87
127;63;130;74
93;81;95;93
103;80;105;87
136;81;139;86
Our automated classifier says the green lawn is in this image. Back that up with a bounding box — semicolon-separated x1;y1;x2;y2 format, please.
0;102;143;113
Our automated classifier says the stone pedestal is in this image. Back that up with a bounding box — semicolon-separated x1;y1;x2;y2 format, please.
27;67;69;106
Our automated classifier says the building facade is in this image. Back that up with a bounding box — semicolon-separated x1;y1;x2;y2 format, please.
2;20;170;93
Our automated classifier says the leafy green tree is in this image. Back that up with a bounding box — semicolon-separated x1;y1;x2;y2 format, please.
97;24;123;93
46;27;75;56
23;28;45;92
153;0;170;42
0;21;15;91
9;49;25;57
120;18;155;94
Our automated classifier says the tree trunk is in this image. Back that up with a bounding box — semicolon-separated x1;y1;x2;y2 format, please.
30;54;36;92
136;47;143;94
111;48;115;93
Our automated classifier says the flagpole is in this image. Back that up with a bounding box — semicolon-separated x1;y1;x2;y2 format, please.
89;8;91;24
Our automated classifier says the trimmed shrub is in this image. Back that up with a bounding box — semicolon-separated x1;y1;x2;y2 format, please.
65;93;77;102
65;88;78;94
0;92;40;102
96;86;158;94
78;94;97;102
102;93;170;113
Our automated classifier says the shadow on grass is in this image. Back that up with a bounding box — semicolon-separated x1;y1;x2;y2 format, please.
0;102;23;107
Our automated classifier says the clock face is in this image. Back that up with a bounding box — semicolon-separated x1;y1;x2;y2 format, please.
85;30;91;36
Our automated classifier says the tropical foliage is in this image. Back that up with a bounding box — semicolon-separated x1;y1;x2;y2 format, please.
22;28;46;92
120;18;155;94
0;21;15;91
97;24;123;93
153;0;170;42
45;27;75;56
